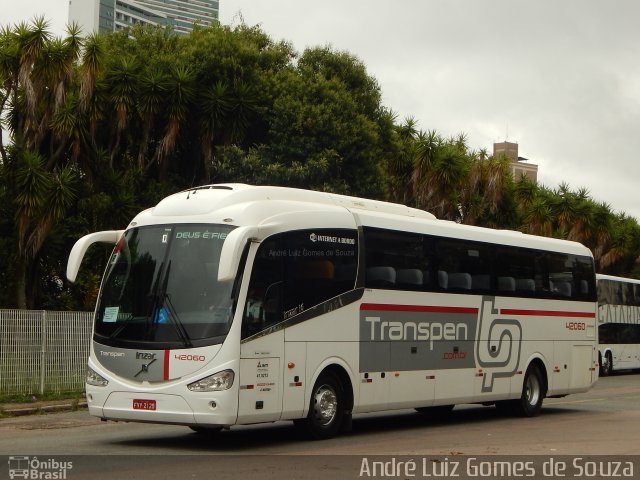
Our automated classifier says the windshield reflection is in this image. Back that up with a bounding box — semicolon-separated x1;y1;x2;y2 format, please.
95;224;237;347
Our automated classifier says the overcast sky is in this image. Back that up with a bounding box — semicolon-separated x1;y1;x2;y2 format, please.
2;0;640;220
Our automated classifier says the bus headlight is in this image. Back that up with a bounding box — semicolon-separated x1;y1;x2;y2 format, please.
86;367;109;387
188;370;235;392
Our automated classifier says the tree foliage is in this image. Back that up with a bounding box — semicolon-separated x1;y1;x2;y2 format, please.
0;18;639;309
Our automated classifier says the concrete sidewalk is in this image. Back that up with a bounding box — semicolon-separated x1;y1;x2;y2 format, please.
0;398;87;417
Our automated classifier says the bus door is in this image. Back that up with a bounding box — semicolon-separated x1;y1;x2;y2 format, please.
237;330;285;423
282;340;306;418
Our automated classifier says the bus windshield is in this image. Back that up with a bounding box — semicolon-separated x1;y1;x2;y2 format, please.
94;224;237;348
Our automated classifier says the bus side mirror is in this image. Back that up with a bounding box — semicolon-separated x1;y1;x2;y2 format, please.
66;230;124;283
218;226;258;282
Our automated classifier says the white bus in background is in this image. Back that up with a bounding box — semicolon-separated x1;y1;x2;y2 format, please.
596;274;640;376
67;184;598;439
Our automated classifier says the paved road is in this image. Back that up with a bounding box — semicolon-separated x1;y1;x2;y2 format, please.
1;374;638;479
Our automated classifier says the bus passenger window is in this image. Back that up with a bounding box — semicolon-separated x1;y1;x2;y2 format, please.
242;229;357;339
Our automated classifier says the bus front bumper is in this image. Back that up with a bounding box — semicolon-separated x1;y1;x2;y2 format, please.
88;390;238;427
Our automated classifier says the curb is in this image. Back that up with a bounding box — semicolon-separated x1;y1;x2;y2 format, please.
0;401;88;417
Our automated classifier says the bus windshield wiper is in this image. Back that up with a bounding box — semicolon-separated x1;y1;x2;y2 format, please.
153;261;193;348
132;259;167;337
107;313;135;340
157;292;193;348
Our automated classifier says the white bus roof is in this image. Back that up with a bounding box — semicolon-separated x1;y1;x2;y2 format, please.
148;183;436;219
596;273;640;284
130;184;592;257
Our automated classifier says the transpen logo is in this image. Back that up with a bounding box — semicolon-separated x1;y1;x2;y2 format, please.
363;317;468;351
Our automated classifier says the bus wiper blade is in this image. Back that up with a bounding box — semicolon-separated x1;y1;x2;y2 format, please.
108;313;135;340
151;260;192;347
145;260;167;328
158;293;193;348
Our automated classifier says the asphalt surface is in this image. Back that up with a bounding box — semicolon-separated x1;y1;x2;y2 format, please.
1;374;638;479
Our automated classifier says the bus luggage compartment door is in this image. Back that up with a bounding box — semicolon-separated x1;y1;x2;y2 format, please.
571;345;595;388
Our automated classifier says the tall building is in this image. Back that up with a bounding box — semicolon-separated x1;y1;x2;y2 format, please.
493;141;538;182
68;0;219;36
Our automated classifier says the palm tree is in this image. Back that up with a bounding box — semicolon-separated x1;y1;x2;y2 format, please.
385;116;416;204
199;80;231;178
411;130;441;212
522;196;554;237
156;64;196;179
462;152;511;225
78;32;105;113
14;17;52;137
12;151;75;308
104;56;140;167
566;187;594;243
137;69;168;170
0;18;80;308
589;202;614;265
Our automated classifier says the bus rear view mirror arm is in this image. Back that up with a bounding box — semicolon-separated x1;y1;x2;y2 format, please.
67;230;124;283
218;226;258;282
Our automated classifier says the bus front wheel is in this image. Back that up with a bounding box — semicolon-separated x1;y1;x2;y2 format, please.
299;371;345;440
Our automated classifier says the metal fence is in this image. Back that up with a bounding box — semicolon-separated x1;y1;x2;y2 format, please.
0;310;93;395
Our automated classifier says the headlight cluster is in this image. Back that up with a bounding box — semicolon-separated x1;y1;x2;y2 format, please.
187;369;234;392
86;367;109;387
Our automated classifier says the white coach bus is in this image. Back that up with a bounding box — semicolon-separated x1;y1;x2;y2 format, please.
67;184;598;439
597;274;640;376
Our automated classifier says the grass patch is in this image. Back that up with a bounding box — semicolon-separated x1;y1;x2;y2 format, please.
0;391;85;404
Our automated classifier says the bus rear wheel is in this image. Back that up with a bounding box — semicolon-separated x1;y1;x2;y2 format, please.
516;364;545;417
299;371;345;440
496;364;545;417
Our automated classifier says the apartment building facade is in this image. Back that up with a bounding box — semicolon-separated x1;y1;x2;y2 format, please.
493;141;538;182
68;0;219;35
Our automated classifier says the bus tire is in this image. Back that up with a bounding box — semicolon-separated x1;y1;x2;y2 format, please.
600;352;612;376
515;364;545;417
301;371;345;440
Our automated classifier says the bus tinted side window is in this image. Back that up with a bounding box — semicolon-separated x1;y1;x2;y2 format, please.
599;279;622;306
242;229;358;339
437;239;492;292
572;256;596;301
362;227;595;301
364;228;430;291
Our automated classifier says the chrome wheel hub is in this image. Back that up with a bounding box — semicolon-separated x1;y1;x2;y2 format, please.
526;374;540;406
314;385;337;425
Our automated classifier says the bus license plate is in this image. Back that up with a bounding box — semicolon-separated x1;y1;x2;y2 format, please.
133;399;156;411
